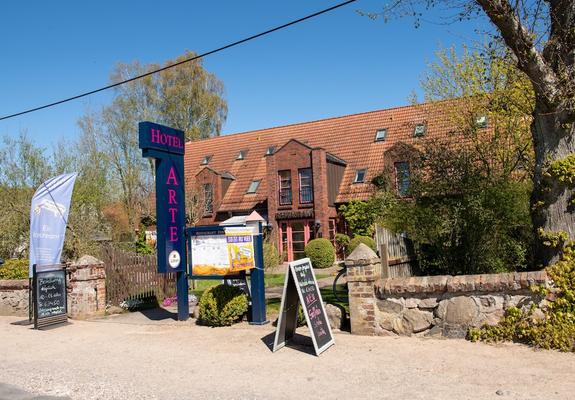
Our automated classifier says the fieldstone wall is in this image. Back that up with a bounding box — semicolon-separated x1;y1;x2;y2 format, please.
346;245;550;338
0;279;29;317
0;255;106;319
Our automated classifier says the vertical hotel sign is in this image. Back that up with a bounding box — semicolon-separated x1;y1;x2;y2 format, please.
139;122;186;273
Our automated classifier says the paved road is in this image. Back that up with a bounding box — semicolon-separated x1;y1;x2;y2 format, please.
1;314;573;400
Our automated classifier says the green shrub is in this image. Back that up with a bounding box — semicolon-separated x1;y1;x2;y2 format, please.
135;229;154;255
468;243;575;352
304;238;335;269
0;259;28;280
348;236;377;254
263;240;280;270
199;284;248;327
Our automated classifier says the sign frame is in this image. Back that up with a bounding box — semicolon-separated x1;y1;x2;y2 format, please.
273;257;335;356
187;224;247;279
32;264;68;330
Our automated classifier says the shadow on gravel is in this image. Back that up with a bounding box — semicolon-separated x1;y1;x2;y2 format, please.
0;382;70;400
260;331;316;355
140;307;177;321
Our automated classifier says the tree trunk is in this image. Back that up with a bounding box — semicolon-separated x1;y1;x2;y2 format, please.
531;98;575;266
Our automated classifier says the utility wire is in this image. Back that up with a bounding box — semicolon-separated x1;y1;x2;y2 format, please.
0;0;357;122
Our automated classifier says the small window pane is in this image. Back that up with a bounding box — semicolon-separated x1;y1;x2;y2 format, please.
413;123;426;137
375;129;387;142
475;115;488;128
247;180;260;193
299;168;313;204
201;155;212;165
266;146;276;155
236;150;247;160
203;183;213;214
395;162;411;197
278;170;292;205
354;169;366;183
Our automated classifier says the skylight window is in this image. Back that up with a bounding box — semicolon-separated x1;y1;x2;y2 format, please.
201;155;212;165
414;123;427;137
266;146;276;155
375;129;387;142
354;169;367;183
236;149;247;160
475;115;488;128
247;180;261;194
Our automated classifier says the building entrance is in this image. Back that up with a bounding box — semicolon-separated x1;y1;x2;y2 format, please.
279;220;315;262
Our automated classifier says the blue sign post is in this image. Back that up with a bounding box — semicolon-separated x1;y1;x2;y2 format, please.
139;121;188;321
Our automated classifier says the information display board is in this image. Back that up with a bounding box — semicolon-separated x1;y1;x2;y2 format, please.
33;265;68;329
273;258;334;356
188;225;255;277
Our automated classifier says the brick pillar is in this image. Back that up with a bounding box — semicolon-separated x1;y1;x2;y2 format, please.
67;255;106;319
345;244;381;335
311;148;329;239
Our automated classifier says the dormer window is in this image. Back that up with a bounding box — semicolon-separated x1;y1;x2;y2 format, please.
375;129;387;142
354;169;367;183
475;115;488;128
201;155;212;165
413;123;426;137
266;145;276;155
247;180;260;194
236;149;247;160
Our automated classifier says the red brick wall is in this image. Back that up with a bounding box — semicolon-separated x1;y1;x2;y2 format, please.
266;140;335;241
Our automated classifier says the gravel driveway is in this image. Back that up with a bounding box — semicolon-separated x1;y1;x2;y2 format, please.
0;313;573;400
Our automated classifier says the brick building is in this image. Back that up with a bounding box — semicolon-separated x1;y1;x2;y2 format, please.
184;101;458;262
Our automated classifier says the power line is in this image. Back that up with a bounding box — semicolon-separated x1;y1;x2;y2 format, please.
0;0;357;122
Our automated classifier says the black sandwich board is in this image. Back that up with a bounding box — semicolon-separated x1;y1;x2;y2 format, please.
32;264;68;329
273;258;335;356
224;275;251;298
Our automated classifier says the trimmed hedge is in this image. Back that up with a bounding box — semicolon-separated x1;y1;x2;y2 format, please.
0;259;28;280
304;238;335;269
348;236;377;254
199;284;248;327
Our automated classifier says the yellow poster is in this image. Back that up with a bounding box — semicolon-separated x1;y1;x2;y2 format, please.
225;228;255;272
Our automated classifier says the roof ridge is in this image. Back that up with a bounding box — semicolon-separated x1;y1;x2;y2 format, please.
185;100;446;145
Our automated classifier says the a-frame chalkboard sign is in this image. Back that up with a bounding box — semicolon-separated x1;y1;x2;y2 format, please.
273;258;334;356
32;264;68;329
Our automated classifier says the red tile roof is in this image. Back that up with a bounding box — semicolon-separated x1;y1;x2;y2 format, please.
184;101;454;212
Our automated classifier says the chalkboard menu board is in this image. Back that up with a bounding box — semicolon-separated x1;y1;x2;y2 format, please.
273;258;335;356
33;265;68;329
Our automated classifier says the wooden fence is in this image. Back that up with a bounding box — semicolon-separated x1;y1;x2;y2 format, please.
100;246;177;306
374;224;418;278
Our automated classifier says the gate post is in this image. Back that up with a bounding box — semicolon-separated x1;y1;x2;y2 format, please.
250;221;268;324
346;244;381;335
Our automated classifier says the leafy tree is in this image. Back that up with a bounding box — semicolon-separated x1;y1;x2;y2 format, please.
0;132;52;259
374;0;575;267
380;140;533;275
339;194;393;236
421;45;534;179
371;44;535;274
78;51;227;237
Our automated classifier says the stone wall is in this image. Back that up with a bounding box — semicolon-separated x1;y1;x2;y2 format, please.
0;255;106;319
346;244;550;338
0;279;29;317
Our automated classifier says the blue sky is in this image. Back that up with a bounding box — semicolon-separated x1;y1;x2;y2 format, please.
0;0;490;150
